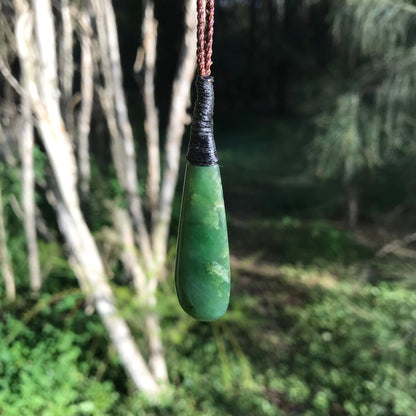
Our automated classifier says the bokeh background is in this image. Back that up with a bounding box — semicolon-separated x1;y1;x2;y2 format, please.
1;0;416;415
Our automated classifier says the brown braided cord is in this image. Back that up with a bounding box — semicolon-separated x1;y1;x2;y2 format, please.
197;0;206;75
197;0;214;76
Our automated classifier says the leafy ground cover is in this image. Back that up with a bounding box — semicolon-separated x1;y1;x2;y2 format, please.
1;118;415;415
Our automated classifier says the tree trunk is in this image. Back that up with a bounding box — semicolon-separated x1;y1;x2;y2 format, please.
0;186;16;302
113;207;168;383
249;0;257;100
345;146;358;228
76;9;94;199
276;0;285;23
267;0;277;111
59;0;74;132
56;197;161;395
113;207;148;299
145;308;168;382
346;181;358;228
19;78;42;295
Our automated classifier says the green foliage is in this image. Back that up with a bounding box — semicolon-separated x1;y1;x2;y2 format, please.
0;163;29;290
312;93;380;180
268;282;416;415
332;0;416;54
324;0;416;165
119;317;282;416
278;219;368;264
0;284;283;416
0;117;415;416
0;302;118;415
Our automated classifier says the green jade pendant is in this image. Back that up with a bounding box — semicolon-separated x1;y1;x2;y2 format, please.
175;163;231;321
175;74;230;321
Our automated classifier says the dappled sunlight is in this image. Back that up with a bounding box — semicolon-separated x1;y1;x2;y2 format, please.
232;255;339;290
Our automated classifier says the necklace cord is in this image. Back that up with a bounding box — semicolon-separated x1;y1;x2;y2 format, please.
187;0;217;166
197;0;214;76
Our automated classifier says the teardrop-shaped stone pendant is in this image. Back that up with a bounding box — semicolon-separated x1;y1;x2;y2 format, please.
175;163;230;321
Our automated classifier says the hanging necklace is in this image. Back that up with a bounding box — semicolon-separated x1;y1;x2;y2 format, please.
175;0;231;321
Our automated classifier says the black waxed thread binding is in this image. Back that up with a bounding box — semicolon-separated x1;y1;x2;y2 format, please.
186;75;218;166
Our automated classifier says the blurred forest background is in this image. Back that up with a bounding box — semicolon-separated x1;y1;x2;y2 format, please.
1;0;416;414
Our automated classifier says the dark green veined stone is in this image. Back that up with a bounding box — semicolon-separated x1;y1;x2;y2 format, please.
175;163;230;321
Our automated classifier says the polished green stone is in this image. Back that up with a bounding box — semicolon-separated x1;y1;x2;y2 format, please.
175;163;230;321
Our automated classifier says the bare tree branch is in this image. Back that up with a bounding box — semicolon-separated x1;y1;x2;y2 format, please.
145;309;168;383
76;8;94;198
92;0;154;269
0;122;16;167
377;232;416;258
139;0;161;220
153;0;197;269
113;207;148;298
56;196;160;394
0;57;25;97
59;0;74;133
14;0;161;395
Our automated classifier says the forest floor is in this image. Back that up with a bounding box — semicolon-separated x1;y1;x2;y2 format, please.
206;117;416;415
1;117;415;415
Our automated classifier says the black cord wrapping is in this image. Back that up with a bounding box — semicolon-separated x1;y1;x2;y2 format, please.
186;75;218;166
